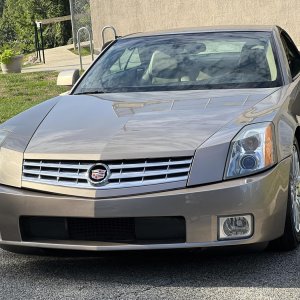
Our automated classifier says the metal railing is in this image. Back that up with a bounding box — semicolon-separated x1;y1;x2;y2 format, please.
76;27;94;71
101;25;118;47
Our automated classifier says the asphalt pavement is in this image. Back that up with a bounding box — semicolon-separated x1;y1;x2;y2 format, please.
0;246;300;299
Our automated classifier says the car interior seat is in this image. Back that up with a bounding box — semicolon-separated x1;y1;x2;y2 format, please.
142;50;190;84
236;43;271;81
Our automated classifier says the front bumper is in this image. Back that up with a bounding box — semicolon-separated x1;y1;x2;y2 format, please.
0;158;290;251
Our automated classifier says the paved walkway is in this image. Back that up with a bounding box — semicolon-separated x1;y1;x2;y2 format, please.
22;43;97;73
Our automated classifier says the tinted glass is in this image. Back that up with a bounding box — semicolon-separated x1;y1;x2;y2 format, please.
74;32;282;94
280;32;300;78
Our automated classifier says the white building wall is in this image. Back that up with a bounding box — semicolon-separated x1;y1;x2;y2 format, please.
90;0;300;48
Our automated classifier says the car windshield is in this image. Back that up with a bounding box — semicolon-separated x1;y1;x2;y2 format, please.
74;31;282;94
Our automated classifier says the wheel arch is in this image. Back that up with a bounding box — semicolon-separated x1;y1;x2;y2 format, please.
295;127;300;147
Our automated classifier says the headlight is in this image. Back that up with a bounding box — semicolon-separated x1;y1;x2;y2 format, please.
225;122;276;179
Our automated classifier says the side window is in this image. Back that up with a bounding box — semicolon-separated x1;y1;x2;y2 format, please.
110;48;141;73
126;48;141;69
280;32;300;78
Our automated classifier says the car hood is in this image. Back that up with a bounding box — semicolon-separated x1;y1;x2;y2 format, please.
24;88;280;160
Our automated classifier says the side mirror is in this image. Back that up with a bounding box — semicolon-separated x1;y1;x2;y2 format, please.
57;69;80;87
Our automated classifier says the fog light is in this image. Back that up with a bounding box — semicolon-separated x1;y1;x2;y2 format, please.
218;215;253;240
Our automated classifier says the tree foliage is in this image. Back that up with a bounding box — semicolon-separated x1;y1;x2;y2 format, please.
0;0;72;52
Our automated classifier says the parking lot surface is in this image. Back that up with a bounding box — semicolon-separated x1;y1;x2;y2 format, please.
0;247;300;299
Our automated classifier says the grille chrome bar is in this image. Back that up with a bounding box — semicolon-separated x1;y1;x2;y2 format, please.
22;157;193;190
23;159;192;170
109;167;190;179
23;161;90;170
23;170;87;180
108;159;193;170
22;175;190;189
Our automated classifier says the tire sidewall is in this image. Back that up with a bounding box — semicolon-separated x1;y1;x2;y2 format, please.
287;140;300;242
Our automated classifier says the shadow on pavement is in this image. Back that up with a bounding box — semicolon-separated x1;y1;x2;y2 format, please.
6;246;300;289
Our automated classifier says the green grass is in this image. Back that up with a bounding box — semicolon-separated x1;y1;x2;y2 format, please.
0;72;68;123
68;46;92;57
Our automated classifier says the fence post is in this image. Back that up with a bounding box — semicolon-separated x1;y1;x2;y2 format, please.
69;0;77;50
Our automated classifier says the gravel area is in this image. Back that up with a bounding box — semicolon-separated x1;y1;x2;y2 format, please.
0;247;300;299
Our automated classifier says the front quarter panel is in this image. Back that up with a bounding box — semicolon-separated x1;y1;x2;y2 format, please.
188;126;242;186
275;82;300;160
0;148;23;187
0;97;60;187
188;88;285;186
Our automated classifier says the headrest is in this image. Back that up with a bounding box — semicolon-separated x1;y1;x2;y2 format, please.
142;50;178;80
239;48;266;70
238;45;271;80
184;43;206;54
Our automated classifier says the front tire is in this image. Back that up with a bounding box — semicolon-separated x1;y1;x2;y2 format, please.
271;140;300;251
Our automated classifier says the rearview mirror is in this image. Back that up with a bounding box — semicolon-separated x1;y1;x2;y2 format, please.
57;69;80;87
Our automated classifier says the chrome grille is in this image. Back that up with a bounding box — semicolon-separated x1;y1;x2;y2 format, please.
22;157;193;189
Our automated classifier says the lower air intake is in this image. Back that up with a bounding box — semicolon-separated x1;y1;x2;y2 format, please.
20;216;186;244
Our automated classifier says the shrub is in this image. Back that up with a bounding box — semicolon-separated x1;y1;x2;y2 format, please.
0;40;23;64
0;49;15;64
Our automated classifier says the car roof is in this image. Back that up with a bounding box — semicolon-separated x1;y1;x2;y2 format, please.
121;25;278;39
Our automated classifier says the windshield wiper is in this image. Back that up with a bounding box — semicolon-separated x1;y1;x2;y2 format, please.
73;90;107;95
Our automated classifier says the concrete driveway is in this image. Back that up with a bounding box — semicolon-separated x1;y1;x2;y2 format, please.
1;247;300;299
22;44;95;73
